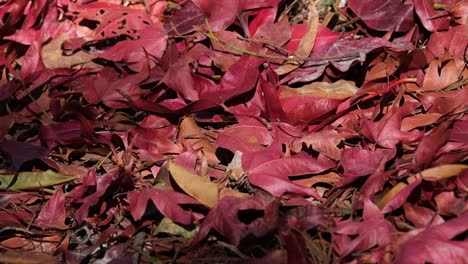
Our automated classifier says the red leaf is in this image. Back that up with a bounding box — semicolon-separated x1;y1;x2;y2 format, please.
247;1;279;36
394;212;468;263
248;154;334;199
74;169;119;224
131;127;181;160
127;188;198;225
334;199;393;257
360;103;423;148
381;178;422;214
40;121;84;149
295;128;343;160
81;67;144;108
413;119;453;170
277;80;357;124
339;147;386;177
451;119;468;143
34;187;67;230
288;37;414;83
347;0;414;32
356;159;388;207
0;211;22;227
404;203;445;228
193;196;272;246
414;0;457;32
0;140;48;171
192;0;280;31
216;124;273;153
96;25;167;72
199;55;264;104
163;1;207;36
426;25;468;61
281;231;310;264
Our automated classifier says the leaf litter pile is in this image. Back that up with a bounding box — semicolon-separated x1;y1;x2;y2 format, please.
0;0;467;263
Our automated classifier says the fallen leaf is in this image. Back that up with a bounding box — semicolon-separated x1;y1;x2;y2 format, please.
41;34;98;69
154;217;197;239
394;212;468;263
34;187;67;229
401;113;442;131
168;160;249;208
334;199;393;257
377;178;422;213
418;164;468;181
425;25;468;61
348;0;414;32
193;196;276;246
0;140;48;171
178;116;219;163
278;80;358;124
0;250;60;264
422;56;465;90
0;170;78;191
450;1;468;25
275;2;319;75
127;187;197;225
414;0;456;32
404;203;445;228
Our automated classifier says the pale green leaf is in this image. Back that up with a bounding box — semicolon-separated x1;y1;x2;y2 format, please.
154;217;197;239
0;170;79;190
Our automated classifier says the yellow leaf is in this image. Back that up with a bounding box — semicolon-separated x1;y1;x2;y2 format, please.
377;182;408;209
279;80;358;100
168;160;249;208
418;164;468;181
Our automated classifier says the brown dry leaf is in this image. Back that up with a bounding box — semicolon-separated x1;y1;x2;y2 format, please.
0;250;59;264
275;1;319;75
294;171;341;187
41;34;100;69
450;1;468;25
1;235;62;254
296;129;343;160
400;113;442;131
280;80;358;99
365;56;399;81
376;181;408;209
422;55;465;90
168;160;249;208
178;116;220;163
417;164;468;181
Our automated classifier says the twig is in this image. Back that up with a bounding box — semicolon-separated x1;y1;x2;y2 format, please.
203;19;360;63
